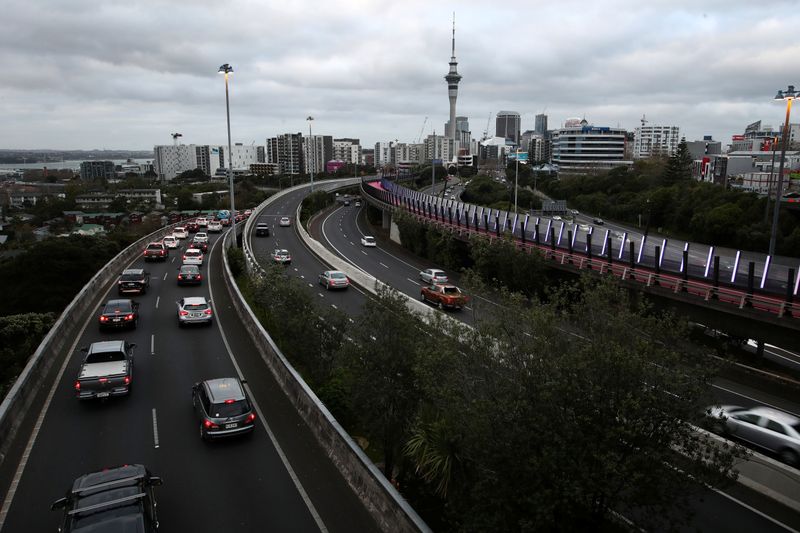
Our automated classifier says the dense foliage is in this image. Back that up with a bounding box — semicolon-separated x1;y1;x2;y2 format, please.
460;175;541;212
0;313;56;400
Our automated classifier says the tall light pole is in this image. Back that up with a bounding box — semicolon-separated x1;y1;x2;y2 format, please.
768;85;798;257
306;116;315;193
514;150;520;213
218;63;236;245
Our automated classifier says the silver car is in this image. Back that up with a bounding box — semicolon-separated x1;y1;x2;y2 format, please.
707;405;800;466
319;270;349;290
177;296;213;327
420;268;448;284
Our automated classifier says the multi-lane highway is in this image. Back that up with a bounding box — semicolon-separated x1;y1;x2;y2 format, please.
0;227;378;532
288;186;800;531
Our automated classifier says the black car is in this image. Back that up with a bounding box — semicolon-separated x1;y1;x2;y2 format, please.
177;264;202;285
51;464;162;532
192;377;256;440
186;222;200;233
255;222;270;237
98;299;139;330
117;268;150;295
188;241;208;254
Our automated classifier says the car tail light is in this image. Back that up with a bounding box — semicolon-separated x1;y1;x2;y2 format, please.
74;381;81;390
99;316;108;322
245;413;256;423
204;419;218;429
177;274;183;280
99;377;108;383
125;314;134;320
204;309;212;315
160;250;166;255
225;399;235;404
124;376;131;385
197;274;202;280
182;256;187;261
180;310;189;316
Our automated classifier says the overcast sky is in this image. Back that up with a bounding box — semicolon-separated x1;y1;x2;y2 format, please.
1;0;798;151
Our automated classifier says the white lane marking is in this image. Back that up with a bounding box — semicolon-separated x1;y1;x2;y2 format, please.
349;242;355;246
406;278;420;286
361;251;368;256
209;233;328;533
155;296;160;309
464;306;473;311
162;272;168;281
151;334;155;355
171;257;176;263
712;486;799;533
348;318;355;323
331;304;338;310
712;384;800;418
152;409;160;449
379;262;389;269
318;293;325;298
308;283;314;287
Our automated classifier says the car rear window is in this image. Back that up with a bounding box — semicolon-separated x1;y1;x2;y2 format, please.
106;302;132;312
86;350;126;364
210;399;250;418
331;272;346;279
443;287;460;294
186;250;201;256
146;244;162;250
120;273;142;281
180;266;199;274
184;303;208;311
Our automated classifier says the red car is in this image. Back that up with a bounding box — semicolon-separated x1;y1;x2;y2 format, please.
186;222;200;233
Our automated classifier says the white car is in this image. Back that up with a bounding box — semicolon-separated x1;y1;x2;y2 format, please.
196;217;209;228
177;296;213;327
163;235;178;249
193;232;209;244
207;220;222;232
182;248;204;266
420;268;448;284
173;227;188;239
360;236;376;247
552;216;562;221
279;217;291;227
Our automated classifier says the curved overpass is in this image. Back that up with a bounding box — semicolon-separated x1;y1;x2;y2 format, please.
0;200;390;531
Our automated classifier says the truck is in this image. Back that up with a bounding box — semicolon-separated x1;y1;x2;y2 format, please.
75;340;135;400
143;242;168;262
420;284;469;310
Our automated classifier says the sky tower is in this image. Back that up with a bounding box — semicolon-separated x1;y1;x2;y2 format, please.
445;14;462;140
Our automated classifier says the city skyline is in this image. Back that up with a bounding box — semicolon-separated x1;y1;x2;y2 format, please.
0;0;798;150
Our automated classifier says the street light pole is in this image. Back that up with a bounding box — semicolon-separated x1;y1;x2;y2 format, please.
218;63;236;246
514;150;520;213
764;135;779;224
306;116;315;193
768;85;798;257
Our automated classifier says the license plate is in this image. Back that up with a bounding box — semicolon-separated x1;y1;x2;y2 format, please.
225;423;238;429
113;318;121;322
97;392;110;398
191;313;201;318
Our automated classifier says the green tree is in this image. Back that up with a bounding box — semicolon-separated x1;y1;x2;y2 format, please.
661;139;693;186
107;195;129;213
175;189;195;210
0;313;57;400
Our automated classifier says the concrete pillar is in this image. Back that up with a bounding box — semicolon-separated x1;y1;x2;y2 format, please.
382;209;391;230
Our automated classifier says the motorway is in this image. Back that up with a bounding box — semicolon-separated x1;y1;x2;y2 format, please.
0;227;378;531
254;183;800;532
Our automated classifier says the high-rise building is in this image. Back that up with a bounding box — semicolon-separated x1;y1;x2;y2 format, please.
375;141;394;167
496;111;521;145
154;144;199;182
304;135;333;176
535;114;548;135
266;133;304;175
444;15;462;140
633;125;680;159
333;138;361;164
551;118;631;173
424;134;454;162
79;161;115;181
195;145;224;177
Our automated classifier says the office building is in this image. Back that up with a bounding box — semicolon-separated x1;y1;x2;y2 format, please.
535;114;548;135
496;111;521;146
266;133;304;175
551;118;631;173
632;125;680;159
79;161;115;181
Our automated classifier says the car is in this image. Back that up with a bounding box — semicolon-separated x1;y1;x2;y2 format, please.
173;227;188;239
279;216;291;227
193;232;209;244
196;217;209;228
51;464;162;532
182;248;204;266
571;209;580;216
360;236;376;247
319;270;350;290
143;242;168;262
177;296;213;327
579;224;591;231
177;264;203;285
207;220;223;232
188;240;208;254
75;340;135;399
255;222;270;237
186;221;200;233
192;377;256;440
419;268;448;284
355;200;362;207
552;215;562;222
592;217;605;225
98;299;139;330
344;199;351;207
163;235;179;249
244;209;253;217
117;268;150;295
272;249;292;264
420;284;468;310
707;405;800;466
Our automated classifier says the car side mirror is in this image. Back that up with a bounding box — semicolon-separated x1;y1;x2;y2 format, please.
80;347;88;353
149;476;163;487
129;343;137;349
51;497;67;510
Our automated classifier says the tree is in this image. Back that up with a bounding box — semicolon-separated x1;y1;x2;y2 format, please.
107;195;129;213
661;138;693;186
0;313;57;400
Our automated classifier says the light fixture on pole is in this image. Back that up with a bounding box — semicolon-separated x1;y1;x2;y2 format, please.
218;63;236;246
306;116;315;193
514;149;520;214
768;84;798;257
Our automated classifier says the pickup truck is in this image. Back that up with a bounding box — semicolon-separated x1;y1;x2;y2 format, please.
420;284;468;310
75;340;135;400
143;242;167;262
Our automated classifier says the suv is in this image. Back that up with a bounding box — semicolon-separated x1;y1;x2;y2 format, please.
51;464;162;532
143;242;167;262
192;377;256;439
117;269;150;295
177;296;213;326
255;222;270;237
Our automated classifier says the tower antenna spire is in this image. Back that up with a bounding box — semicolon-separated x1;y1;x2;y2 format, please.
451;12;456;57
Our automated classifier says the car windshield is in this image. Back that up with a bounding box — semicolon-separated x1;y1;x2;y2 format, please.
210;399;250;418
364;237;374;242
184;303;208;311
86;350;126;364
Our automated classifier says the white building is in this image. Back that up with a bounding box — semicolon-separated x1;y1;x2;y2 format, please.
633;125;680;159
154;145;198;182
424;135;455;163
228;143;259;171
551;119;632;173
375;141;394;167
304;135;330;176
333;139;361;164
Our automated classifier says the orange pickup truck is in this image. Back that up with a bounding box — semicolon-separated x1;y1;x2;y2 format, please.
420;284;468;310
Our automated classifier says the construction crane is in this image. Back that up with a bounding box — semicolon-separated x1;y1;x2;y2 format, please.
482;112;492;141
171;133;183;145
640;114;648;128
417;116;428;143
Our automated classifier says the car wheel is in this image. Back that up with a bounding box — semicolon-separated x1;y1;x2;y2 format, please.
199;423;207;441
779;449;799;467
438;301;444;310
